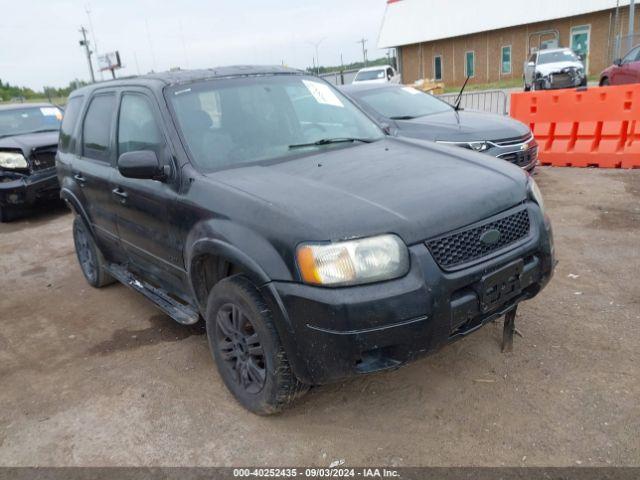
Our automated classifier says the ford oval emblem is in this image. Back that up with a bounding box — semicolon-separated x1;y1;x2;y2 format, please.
480;229;501;245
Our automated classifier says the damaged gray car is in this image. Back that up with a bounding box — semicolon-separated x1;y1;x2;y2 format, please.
523;48;587;91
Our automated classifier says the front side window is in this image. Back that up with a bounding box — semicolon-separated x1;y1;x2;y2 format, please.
623;46;640;63
465;51;475;78
83;94;116;162
434;56;442;80
501;46;512;74
59;97;83;152
118;94;164;157
0;105;62;138
353;86;451;119
167;75;383;171
355;69;386;81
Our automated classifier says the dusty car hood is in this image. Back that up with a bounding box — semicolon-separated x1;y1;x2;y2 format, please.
0;131;59;156
208;137;528;245
536;61;583;76
393;110;530;143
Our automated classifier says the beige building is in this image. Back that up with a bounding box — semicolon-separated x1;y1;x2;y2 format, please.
378;0;640;87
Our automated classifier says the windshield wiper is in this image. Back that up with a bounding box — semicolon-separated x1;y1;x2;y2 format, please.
288;137;374;149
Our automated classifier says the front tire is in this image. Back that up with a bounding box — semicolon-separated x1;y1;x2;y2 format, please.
600;77;610;86
72;216;115;288
523;77;531;92
206;275;308;415
0;205;18;223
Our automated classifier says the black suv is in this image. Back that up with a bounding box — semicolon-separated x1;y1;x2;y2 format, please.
57;66;555;414
0;103;63;221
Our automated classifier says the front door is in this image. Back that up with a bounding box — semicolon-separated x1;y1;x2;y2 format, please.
111;89;188;296
74;91;122;260
571;25;591;74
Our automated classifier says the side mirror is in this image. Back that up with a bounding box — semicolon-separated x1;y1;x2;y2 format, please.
614;58;623;67
117;150;166;181
527;61;535;67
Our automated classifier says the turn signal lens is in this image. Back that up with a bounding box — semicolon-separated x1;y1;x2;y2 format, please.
296;234;409;287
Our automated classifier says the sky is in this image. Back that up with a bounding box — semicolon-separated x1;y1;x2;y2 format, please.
1;0;390;91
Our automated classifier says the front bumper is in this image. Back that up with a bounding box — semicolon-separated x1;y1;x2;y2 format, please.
0;167;60;208
264;203;554;385
536;71;586;90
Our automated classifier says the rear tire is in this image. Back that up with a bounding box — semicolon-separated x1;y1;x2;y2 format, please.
206;275;308;415
72;216;115;288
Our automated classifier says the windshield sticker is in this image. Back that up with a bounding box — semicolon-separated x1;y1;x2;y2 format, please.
302;80;344;108
401;87;421;95
40;107;61;119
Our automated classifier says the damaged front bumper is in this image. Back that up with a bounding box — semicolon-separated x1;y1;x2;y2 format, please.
0;167;60;208
536;68;586;90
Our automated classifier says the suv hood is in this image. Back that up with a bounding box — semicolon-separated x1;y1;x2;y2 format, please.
394;110;530;143
536;61;583;76
209;138;528;245
0;131;59;156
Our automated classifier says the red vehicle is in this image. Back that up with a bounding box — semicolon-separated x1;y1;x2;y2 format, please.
600;45;640;85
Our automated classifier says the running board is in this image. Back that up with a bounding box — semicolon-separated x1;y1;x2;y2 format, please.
106;263;200;325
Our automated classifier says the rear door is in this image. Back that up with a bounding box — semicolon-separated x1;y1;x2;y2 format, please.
112;88;188;296
74;91;122;259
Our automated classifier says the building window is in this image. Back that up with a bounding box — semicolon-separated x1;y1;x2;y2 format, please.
434;55;442;80
501;46;512;74
465;51;475;78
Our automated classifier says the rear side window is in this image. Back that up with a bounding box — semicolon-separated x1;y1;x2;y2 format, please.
118;94;164;157
83;93;116;162
59;96;84;153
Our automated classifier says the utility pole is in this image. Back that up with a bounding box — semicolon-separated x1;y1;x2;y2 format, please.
78;26;95;83
630;0;636;52
85;4;103;80
357;38;368;66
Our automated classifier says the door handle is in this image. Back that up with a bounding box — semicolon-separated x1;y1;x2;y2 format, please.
112;187;128;203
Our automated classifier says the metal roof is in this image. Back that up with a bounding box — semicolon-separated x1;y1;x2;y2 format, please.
378;0;629;48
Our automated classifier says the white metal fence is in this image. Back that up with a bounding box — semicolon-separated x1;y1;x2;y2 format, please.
437;89;509;116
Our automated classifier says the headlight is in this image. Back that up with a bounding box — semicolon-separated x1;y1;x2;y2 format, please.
528;177;545;213
436;140;490;152
296;234;409;286
0;151;28;169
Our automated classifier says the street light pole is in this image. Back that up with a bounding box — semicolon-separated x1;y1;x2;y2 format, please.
307;38;326;75
79;26;95;83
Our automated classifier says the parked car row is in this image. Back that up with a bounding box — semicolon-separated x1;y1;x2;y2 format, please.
521;44;640;91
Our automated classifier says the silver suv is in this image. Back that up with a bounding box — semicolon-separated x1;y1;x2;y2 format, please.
523;48;587;91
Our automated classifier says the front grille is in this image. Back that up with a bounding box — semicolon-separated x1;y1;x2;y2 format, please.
30;147;57;171
498;145;538;168
491;134;532;147
426;209;531;269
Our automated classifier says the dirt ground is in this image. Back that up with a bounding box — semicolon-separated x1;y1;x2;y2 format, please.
0;167;638;467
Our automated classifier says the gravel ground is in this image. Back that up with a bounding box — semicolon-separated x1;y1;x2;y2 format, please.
0;167;638;467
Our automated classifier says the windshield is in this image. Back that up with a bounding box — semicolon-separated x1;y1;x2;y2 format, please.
168;75;383;171
354;69;386;81
538;50;579;65
353;86;452;119
0;106;62;137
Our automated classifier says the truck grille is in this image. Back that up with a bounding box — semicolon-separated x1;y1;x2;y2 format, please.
498;145;538;168
30;147;57;171
426;209;531;269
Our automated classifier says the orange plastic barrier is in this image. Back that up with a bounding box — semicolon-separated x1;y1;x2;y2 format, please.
510;85;640;169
